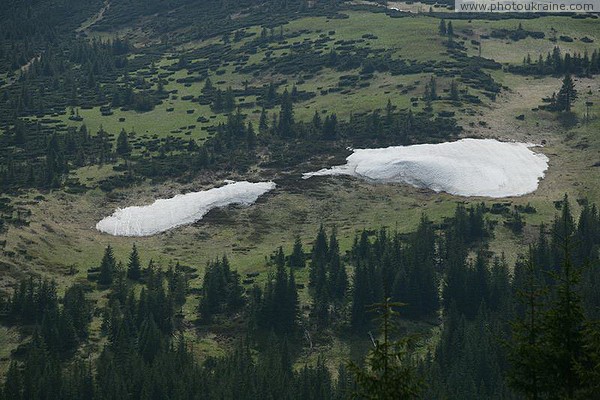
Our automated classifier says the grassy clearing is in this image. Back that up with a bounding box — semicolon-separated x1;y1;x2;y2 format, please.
285;12;449;62
293;71;428;119
26;96;216;140
455;16;600;64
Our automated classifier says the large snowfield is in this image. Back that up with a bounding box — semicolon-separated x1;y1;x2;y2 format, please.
96;181;276;236
303;139;549;197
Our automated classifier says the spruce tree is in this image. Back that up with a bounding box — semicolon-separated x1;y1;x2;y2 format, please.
98;245;117;286
555;74;578;112
507;250;548;399
127;244;141;281
289;236;306;269
439;19;447;36
116;128;131;157
450;80;459;101
427;76;437;100
543;216;585;398
349;298;423;399
46;132;65;188
309;225;328;288
278;89;294;137
351;263;370;332
259;107;269;132
447;21;454;37
312;110;322;131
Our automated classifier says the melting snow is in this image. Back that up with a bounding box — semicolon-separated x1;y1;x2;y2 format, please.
303;139;548;198
96;181;276;236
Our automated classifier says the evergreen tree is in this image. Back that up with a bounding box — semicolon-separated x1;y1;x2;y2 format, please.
351;262;371;332
289;236;306;269
507;250;548;399
543;218;585;398
62;284;92;340
46;132;65;188
224;86;236;112
447;21;454;37
198;256;244;322
426;76;437;101
322;113;338;140
116;128;131;157
309;225;329;289
127;244;141;281
439;19;447;36
328;228;347;302
312;110;322;131
349;298;423;399
259;107;269;132
450;80;459;101
555;74;578;112
278;89;295;137
98;245;117;286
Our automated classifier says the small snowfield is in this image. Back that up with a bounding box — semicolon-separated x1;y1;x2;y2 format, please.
96;181;276;237
303;139;549;198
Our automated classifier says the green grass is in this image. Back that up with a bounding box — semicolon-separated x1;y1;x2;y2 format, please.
454;16;600;64
284;12;450;62
26;96;216;140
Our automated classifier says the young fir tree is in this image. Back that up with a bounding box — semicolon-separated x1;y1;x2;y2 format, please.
259;107;269;133
507;249;548;399
127;244;141;281
449;80;459;101
351;262;371;332
555;74;578;112
312;110;322;131
426;76;437;101
309;224;329;289
278;89;295;137
289;236;306;269
543;214;586;398
246;121;256;148
116;128;131;158
349;298;423;399
98;245;117;286
322;113;338;140
509;203;588;399
46;132;65;188
328;228;347;302
439;19;447;36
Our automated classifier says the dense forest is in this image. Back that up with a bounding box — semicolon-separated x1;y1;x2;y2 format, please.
1;198;599;399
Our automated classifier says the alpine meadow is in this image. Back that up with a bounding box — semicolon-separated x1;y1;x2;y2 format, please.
1;0;600;399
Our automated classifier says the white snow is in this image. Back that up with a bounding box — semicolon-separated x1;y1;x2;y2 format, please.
303;139;549;198
96;181;276;237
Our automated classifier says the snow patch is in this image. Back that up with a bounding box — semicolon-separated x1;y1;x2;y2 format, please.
96;181;276;237
303;139;548;198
